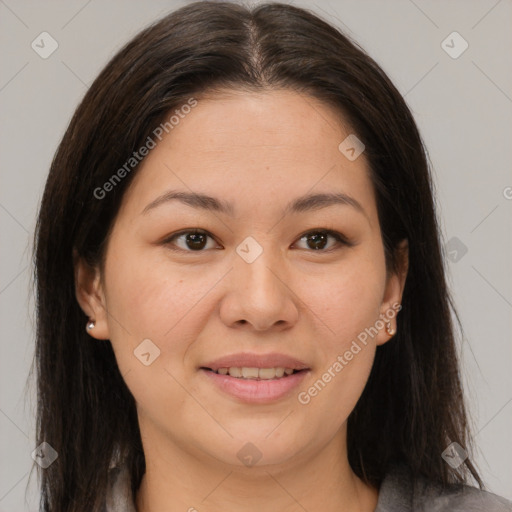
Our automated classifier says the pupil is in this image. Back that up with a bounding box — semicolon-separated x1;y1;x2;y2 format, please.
308;232;327;250
187;233;206;250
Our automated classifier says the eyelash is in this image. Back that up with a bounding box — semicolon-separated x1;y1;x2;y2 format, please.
162;228;352;253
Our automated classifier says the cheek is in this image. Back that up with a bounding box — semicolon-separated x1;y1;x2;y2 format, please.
105;246;209;336
297;269;382;425
303;256;385;349
102;250;214;415
294;253;384;419
102;245;223;381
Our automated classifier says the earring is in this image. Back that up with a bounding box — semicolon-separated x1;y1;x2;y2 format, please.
86;320;96;332
386;321;395;336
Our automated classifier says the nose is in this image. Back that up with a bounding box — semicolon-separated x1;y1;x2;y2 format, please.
219;248;300;332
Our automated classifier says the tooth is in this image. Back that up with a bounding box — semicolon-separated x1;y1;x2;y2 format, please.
241;367;259;379
258;368;277;379
228;367;242;378
222;366;297;379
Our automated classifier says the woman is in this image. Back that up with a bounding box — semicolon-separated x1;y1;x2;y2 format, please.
31;1;512;511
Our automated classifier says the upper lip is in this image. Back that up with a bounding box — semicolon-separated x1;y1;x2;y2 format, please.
200;352;310;371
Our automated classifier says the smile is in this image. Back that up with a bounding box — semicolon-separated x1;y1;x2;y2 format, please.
202;366;302;379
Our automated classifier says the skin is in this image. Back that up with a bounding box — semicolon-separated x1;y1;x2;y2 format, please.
75;89;408;512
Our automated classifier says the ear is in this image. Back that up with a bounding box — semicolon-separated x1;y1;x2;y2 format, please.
376;239;409;346
73;248;110;340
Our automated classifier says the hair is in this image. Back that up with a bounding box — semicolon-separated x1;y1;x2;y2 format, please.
30;1;483;510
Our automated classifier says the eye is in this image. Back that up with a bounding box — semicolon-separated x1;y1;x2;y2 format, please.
293;229;351;252
162;228;352;253
163;229;219;252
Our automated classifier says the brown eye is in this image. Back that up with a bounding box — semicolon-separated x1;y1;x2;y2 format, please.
294;230;349;251
164;229;218;252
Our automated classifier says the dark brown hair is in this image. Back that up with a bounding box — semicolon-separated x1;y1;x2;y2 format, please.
30;1;482;510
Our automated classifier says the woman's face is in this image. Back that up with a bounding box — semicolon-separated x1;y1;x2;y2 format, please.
77;89;407;469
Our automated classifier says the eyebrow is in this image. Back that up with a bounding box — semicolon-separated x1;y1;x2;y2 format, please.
141;189;367;219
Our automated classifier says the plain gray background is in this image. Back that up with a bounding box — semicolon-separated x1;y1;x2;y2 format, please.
1;0;511;510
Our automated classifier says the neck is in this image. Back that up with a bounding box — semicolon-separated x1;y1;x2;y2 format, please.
135;422;379;512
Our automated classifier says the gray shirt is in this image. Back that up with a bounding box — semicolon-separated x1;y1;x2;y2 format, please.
104;462;512;511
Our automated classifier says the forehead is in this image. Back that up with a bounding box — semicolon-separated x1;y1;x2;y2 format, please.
117;89;378;226
165;89;353;157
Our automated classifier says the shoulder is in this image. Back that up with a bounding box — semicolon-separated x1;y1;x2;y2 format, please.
375;463;512;512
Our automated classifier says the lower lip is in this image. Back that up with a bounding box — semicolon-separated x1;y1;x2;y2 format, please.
200;368;309;404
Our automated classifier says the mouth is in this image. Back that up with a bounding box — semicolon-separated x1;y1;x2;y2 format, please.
198;352;311;403
199;365;310;404
200;366;307;380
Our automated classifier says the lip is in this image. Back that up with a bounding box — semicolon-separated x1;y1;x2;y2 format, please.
200;352;310;372
201;367;310;404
